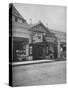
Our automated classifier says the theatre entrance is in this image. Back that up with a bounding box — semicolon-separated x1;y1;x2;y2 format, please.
32;44;43;60
32;42;57;60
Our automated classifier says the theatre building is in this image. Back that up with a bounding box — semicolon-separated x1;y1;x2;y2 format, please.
29;22;58;60
9;4;66;62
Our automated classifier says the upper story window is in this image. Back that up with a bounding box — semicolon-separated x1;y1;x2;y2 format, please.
22;19;26;23
38;36;41;40
15;16;26;24
15;16;18;22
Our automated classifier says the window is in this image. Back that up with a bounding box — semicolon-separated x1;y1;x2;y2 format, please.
22;19;26;23
38;36;41;40
15;16;18;22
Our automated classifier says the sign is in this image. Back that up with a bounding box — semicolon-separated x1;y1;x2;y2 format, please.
32;33;42;43
46;36;55;43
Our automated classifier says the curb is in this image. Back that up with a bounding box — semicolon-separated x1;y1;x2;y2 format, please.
10;60;54;66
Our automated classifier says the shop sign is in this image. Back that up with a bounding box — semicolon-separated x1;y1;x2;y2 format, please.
46;36;55;43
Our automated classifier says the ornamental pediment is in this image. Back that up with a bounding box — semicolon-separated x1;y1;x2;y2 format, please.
30;22;49;33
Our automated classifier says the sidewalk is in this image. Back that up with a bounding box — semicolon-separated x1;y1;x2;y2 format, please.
10;59;54;66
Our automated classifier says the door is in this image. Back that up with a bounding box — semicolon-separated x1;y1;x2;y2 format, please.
32;44;43;60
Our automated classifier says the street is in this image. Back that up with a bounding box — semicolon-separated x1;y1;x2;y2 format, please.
12;61;66;86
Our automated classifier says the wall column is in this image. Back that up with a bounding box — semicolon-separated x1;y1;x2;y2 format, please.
57;38;61;58
26;36;31;56
26;44;29;56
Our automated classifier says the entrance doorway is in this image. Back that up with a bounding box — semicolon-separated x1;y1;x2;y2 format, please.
32;43;57;60
32;44;43;60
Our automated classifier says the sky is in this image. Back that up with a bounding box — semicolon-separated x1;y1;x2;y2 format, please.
13;3;66;32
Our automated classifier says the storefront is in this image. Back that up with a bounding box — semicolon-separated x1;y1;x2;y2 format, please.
13;37;29;62
44;34;58;59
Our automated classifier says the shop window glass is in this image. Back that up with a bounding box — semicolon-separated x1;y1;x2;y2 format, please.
16;45;26;56
14;42;26;61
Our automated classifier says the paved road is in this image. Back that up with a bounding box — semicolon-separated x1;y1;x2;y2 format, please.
12;61;66;86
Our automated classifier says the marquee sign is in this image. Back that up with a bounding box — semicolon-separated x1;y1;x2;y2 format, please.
32;33;42;43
